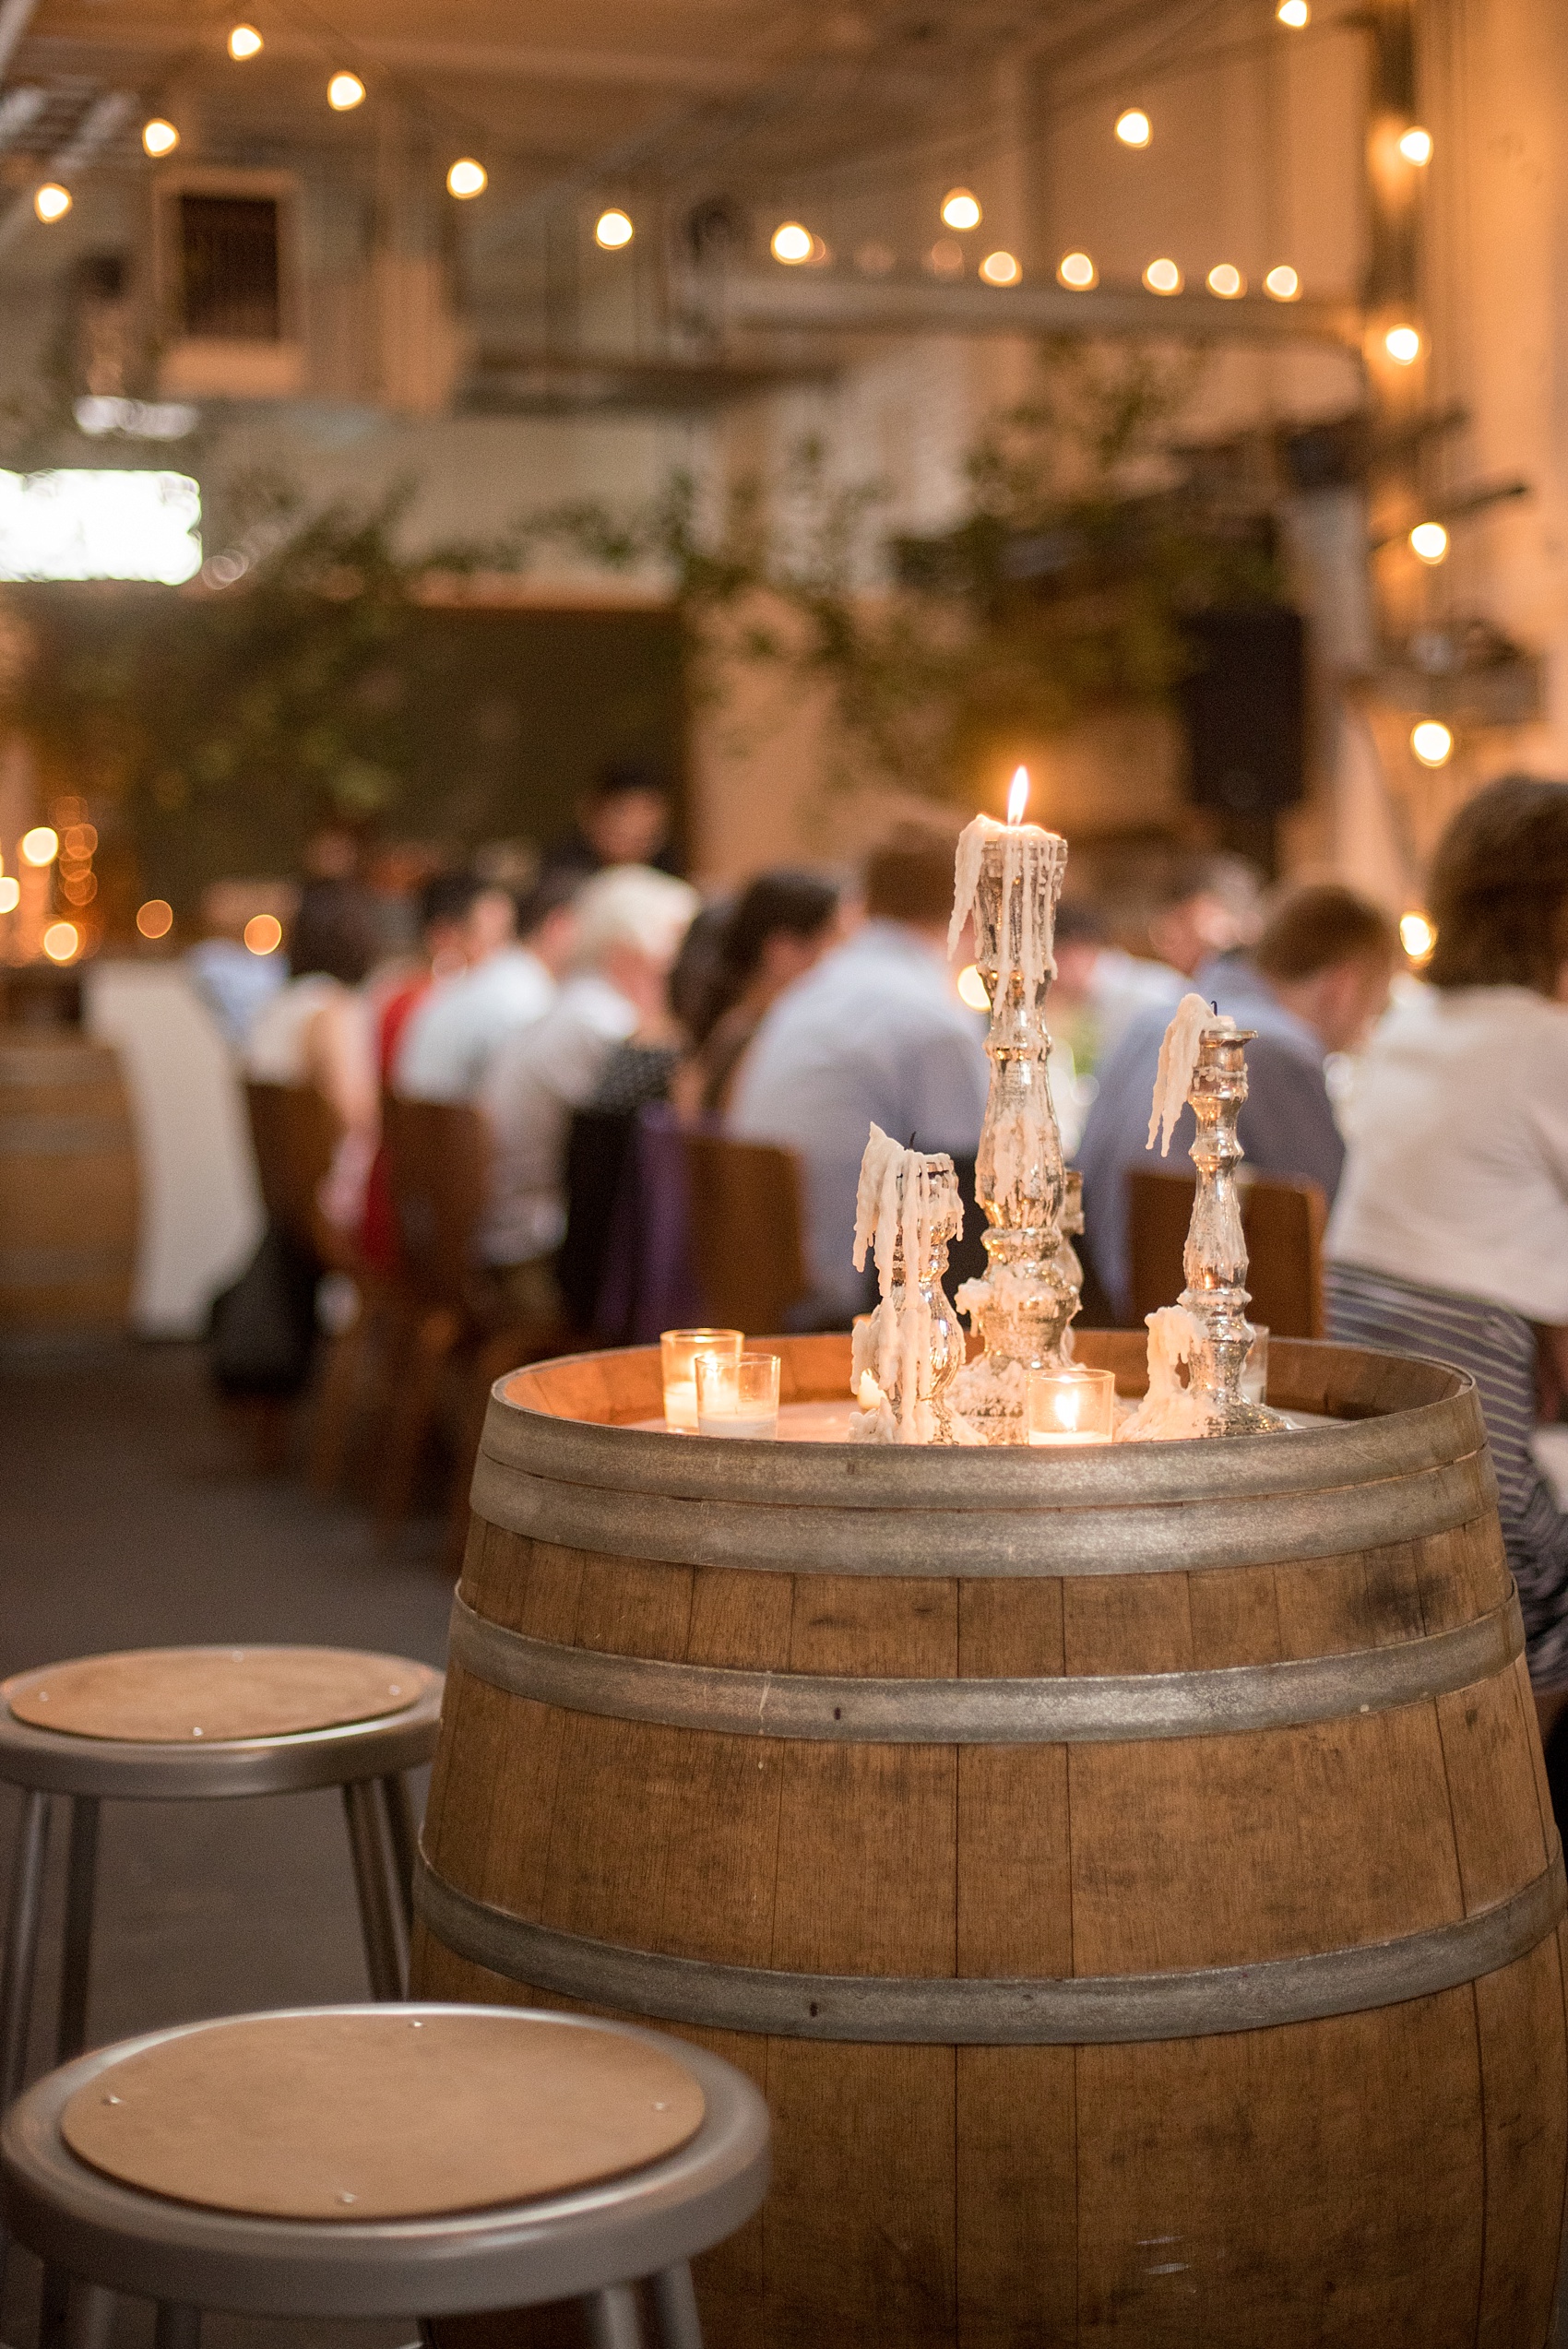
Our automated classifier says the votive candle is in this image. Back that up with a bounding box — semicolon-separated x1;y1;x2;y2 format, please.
696;1350;782;1440
660;1327;743;1432
1027;1365;1115;1446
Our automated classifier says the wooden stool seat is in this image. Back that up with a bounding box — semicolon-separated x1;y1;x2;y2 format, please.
2;2006;772;2345
60;2011;706;2222
4;1649;434;1748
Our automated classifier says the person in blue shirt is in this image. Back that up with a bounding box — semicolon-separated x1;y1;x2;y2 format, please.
731;829;989;1324
1078;884;1398;1324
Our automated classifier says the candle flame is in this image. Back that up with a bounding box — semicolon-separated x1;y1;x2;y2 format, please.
1006;766;1029;826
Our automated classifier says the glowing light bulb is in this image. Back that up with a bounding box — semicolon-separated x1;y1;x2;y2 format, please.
0;877;18;915
244;913;283;955
771;220;813;264
1058;251;1097;290
327;71;365;110
1384;323;1421;364
956;964;991;1011
1399;911;1436;959
142;118;179;157
1411;719;1453;767
1399;125;1433;165
941;188;980;231
42;921;80;964
1007;766;1030;826
228;23;263;58
1409;521;1449;564
33;184;70;223
980;249;1020;286
20;826;58;867
446;158;486;199
137;899;174;941
595;208;634;249
1277;0;1309;24
1115;109;1151;148
1144;257;1182;295
1264;264;1300;301
1206;262;1244;299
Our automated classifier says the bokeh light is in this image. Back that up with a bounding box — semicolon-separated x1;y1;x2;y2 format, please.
1115;110;1151;148
1411;719;1454;767
20;826;58;866
980;249;1020;286
1058;251;1097;290
446;158;486;199
940;189;980;231
42;921;80;963
142;119;179;157
244;913;284;955
595;209;634;249
1409;521;1449;564
137;899;174;940
1399;912;1437;960
327;72;365;110
771;221;813;264
228;24;263;58
1144;257;1182;294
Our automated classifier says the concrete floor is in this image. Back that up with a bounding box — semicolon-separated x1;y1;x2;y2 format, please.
0;1342;452;2349
3;1338;1565;2349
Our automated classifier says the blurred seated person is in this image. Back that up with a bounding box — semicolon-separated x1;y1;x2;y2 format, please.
674;870;843;1120
539;761;684;884
1325;780;1568;1734
479;867;699;1335
185;880;292;1050
1079;883;1398;1323
1051;900;1182;1076
730;828;989;1324
394;873;577;1104
244;879;384;1231
1143;849;1265;979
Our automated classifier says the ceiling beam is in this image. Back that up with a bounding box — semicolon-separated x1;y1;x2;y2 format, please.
704;271;1365;348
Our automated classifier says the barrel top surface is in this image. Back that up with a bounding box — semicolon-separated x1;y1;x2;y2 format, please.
483;1334;1484;1514
1;1647;437;1745
58;2010;706;2220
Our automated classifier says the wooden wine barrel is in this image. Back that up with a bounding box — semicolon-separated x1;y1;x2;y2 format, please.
0;1031;137;1340
413;1332;1568;2349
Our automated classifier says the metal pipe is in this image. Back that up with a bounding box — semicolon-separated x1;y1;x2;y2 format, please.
56;1796;100;2066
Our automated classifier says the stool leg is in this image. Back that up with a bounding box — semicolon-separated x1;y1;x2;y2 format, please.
0;1788;51;2103
65;2278;116;2349
586;2284;645;2349
154;2303;202;2349
57;1797;100;2063
343;1780;404;1999
650;2265;703;2349
379;1774;418;1935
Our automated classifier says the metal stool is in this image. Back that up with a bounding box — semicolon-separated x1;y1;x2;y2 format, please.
0;1646;444;2109
1;2004;771;2349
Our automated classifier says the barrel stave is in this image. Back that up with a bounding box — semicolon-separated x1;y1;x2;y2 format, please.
1471;1926;1568;2344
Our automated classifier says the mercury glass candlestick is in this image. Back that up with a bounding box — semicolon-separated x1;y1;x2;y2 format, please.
851;1131;968;1444
947;815;1077;1443
1179;1027;1286;1437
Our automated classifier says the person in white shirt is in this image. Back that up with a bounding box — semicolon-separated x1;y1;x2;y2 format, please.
478;866;699;1330
394;875;577;1104
244;880;381;1231
1326;777;1568;1731
730;830;990;1323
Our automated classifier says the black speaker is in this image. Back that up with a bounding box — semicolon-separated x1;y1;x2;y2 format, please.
1181;607;1306;817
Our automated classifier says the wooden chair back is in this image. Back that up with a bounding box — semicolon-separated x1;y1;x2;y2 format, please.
244;1083;340;1257
683;1132;808;1334
1126;1167;1327;1338
381;1095;493;1320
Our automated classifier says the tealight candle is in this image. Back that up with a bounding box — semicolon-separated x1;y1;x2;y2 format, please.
696;1350;782;1440
660;1327;743;1433
1027;1365;1116;1446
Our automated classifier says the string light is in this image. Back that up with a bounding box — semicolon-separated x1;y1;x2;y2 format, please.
941;188;980;231
1277;0;1309;23
1409;521;1449;564
1115;109;1151;148
1058;251;1097;290
1399;125;1433;164
327;72;365;110
771;221;813;263
1206;263;1244;298
33;184;70;223
1384;323;1421;364
1411;719;1454;767
446;158;486;198
0;878;17;914
980;249;1020;286
595;208;634;249
1144;257;1182;294
1399;911;1436;960
227;24;263;58
42;921;80;964
20;827;58;866
244;914;283;955
1264;264;1301;300
142;119;179;157
137;899;174;940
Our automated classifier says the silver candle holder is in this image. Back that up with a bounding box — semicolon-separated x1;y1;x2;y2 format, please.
1180;1027;1285;1437
949;828;1077;1443
852;1148;968;1445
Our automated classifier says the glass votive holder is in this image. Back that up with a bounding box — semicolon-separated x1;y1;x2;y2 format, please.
1027;1365;1116;1447
660;1327;743;1433
1240;1324;1269;1406
696;1350;782;1440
